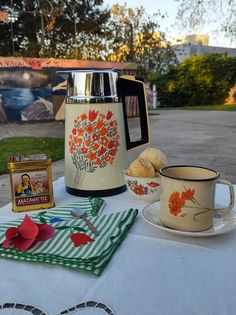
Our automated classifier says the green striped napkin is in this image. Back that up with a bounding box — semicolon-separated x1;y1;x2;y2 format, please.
0;198;138;276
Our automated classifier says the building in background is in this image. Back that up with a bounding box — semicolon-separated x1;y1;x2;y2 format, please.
172;34;236;63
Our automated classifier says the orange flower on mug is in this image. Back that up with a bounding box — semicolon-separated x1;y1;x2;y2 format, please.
168;188;211;220
168;192;185;216
181;189;195;201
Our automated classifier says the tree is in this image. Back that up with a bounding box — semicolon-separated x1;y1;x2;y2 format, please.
150;55;236;107
0;0;110;58
176;0;236;40
106;4;177;78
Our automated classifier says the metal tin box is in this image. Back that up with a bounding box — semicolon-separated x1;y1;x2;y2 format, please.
8;154;55;212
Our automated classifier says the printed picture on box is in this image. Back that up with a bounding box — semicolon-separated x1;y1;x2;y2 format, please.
15;173;34;196
14;171;49;198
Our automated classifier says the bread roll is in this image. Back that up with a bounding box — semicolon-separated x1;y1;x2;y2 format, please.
127;158;155;178
139;147;167;171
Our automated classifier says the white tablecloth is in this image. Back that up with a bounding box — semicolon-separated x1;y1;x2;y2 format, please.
0;177;236;315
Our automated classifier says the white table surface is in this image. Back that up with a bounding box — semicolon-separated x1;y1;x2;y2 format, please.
0;177;236;315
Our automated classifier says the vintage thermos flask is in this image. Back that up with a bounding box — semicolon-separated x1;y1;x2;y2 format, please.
64;69;149;196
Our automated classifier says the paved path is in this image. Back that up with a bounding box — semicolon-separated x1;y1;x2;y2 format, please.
0;121;64;140
0;110;235;207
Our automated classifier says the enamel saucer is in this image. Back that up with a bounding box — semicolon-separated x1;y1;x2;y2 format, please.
142;201;236;237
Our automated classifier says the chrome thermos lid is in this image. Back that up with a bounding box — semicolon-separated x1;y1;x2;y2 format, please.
66;69;119;103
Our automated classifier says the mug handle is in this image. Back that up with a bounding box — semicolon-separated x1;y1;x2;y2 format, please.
214;179;235;213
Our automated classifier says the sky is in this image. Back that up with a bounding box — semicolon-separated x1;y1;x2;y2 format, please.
104;0;236;48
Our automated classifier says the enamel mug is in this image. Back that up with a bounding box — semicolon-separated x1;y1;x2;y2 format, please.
159;165;235;232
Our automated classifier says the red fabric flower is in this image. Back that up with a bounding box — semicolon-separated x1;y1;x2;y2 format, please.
3;215;55;251
70;233;95;247
89;110;98;122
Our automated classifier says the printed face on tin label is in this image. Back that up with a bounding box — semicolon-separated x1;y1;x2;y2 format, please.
13;170;50;207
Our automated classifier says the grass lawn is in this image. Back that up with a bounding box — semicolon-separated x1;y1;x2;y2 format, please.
158;104;236;111
0;137;64;174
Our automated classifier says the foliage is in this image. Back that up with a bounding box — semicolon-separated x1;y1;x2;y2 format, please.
176;0;236;41
0;137;64;174
0;1;176;76
150;55;236;107
107;3;177;77
0;0;110;58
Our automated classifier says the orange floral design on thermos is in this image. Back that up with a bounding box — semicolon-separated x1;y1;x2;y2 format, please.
62;69;150;197
68;109;120;185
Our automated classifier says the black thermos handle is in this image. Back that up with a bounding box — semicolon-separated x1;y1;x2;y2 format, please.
117;76;150;150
